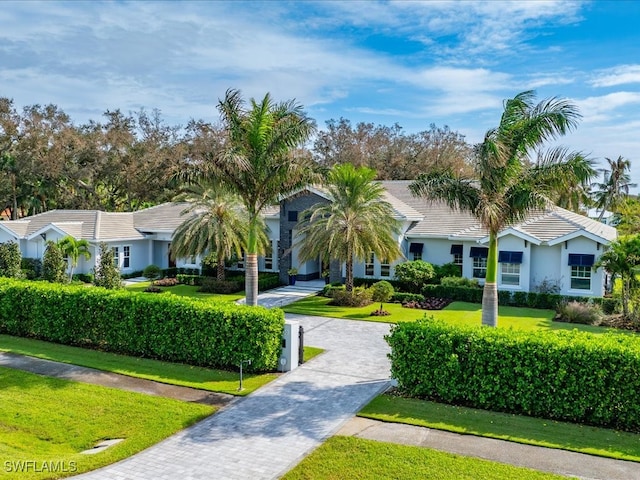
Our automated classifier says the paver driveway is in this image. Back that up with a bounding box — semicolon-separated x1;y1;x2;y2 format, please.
74;314;392;480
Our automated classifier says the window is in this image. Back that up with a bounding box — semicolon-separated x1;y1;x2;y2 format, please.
189;255;197;265
568;253;594;290
409;243;423;261
122;246;130;269
571;266;591;290
453;252;463;265
288;210;298;222
237;250;245;269
112;247;119;267
264;243;273;270
365;252;374;276
380;261;390;277
472;257;487;278
501;263;520;286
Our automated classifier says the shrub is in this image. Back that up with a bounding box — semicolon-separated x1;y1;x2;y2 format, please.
199;277;243;294
440;276;479;288
555;301;604;325
42;241;67;283
0;278;284;372
0;241;22;278
387;319;640;432
21;258;42;280
258;272;282;291
423;285;483;304
391;292;425;303
154;277;179;287
144;286;162;293
321;284;345;298
433;262;462;281
93;242;122;289
330;287;373;307
177;274;203;286
72;273;94;284
143;264;162;281
370;281;395;303
394;260;436;293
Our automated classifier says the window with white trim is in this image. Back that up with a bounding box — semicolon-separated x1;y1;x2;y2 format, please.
501;263;520;286
365;252;374;276
472;257;487;278
122;246;130;269
571;266;591;290
412;251;422;261
112;247;119;267
380;260;390;277
237;250;245;269
264;243;273;270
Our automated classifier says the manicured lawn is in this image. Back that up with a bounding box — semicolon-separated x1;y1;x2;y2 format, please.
283;296;614;333
281;436;566;480
0;335;276;396
303;346;324;363
0;367;213;480
124;281;245;302
359;394;640;462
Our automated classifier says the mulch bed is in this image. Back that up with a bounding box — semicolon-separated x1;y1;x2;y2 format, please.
402;297;453;310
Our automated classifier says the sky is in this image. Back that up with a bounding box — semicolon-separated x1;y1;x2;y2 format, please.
1;0;640;191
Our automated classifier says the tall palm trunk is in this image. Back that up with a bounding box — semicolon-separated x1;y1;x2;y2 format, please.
216;251;225;281
245;214;260;306
481;233;499;327
345;244;354;292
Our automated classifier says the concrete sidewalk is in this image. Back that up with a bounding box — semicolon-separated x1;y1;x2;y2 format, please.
338;416;640;480
236;279;325;308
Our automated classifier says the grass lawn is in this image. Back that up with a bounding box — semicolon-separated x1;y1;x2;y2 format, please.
0;335;276;396
359;394;640;462
124;281;244;302
281;436;566;480
283;295;615;334
0;367;213;480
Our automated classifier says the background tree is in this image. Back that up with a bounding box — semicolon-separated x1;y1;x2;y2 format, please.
410;91;595;327
170;181;258;281
313;118;473;179
614;197;640;235
207;89;317;306
42;241;67;283
591;156;637;220
58;236;91;281
595;235;640;319
93;242;122;289
296;163;402;292
0;241;22;278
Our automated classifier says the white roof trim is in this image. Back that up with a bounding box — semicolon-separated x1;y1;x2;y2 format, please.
479;228;542;246
0;222;24;239
546;230;611;247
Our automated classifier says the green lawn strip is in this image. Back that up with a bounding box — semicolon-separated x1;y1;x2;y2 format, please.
303;346;324;363
0;334;275;396
283;296;615;334
124;281;245;302
359;394;640;462
281;436;566;480
0;366;213;480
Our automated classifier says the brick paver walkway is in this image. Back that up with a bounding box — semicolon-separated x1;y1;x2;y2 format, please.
74;314;392;480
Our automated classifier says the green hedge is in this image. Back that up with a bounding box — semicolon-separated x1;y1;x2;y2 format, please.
0;279;284;372
423;284;618;313
391;292;425;303
387;319;640;432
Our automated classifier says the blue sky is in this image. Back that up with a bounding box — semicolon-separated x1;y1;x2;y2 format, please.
2;0;639;190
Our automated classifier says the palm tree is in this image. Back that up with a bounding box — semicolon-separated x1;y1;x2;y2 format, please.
592;156;637;220
410;90;595;327
209;89;318;306
58;236;91;281
170;181;263;281
296;163;402;292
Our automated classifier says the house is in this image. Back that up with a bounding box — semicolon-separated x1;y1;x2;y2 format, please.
0;180;616;297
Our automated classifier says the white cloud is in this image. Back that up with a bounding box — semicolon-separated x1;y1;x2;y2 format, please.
590;65;640;87
574;92;640;123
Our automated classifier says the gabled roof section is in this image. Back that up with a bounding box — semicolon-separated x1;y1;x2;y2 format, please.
0;221;29;238
96;212;146;241
133;202;192;233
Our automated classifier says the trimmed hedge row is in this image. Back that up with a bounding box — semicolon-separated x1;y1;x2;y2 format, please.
423;285;618;313
177;273;283;292
387;319;640;432
0;279;284;372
